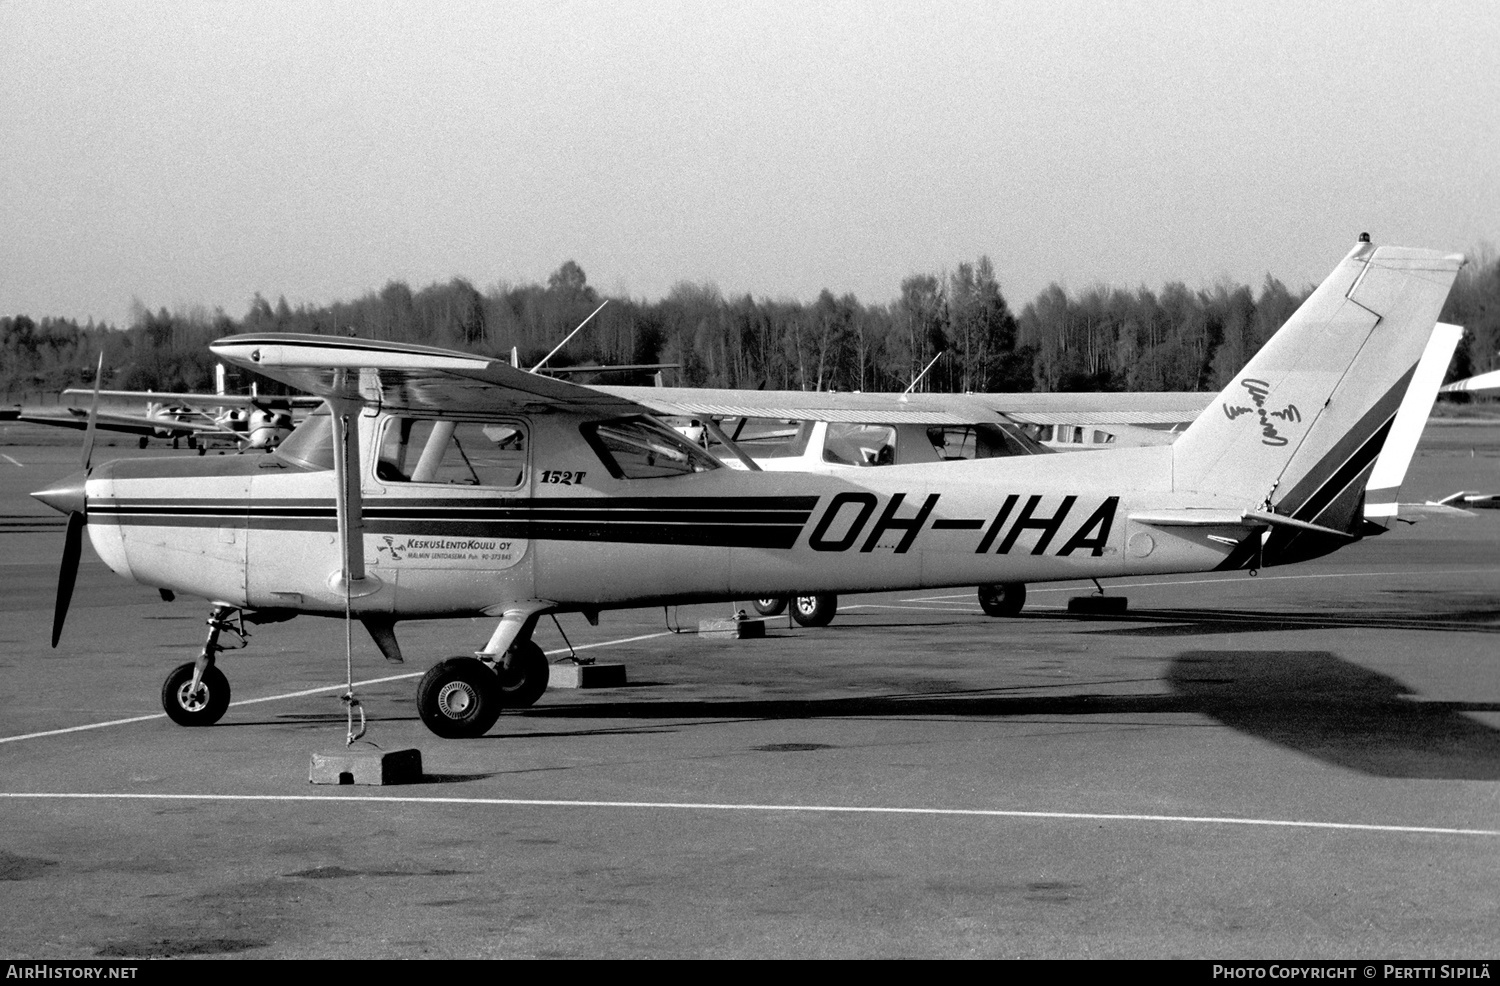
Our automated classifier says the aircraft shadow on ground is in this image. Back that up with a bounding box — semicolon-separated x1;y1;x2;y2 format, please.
1059;604;1500;637
1165;649;1500;780
520;650;1500;781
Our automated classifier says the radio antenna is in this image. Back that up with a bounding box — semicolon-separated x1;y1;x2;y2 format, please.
530;300;609;373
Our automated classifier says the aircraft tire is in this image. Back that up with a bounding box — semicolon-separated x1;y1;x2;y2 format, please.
752;597;787;617
417;657;503;738
977;582;1026;617
497;639;549;708
790;593;838;628
161;662;232;727
138;436;149;449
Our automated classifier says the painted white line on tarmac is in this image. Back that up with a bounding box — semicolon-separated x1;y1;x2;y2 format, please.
0;791;1494;838
2;454;25;467
0;630;676;746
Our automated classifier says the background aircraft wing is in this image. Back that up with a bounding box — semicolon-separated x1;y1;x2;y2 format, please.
600;385;1002;424
212;334;654;418
968;392;1215;427
19;408;210;438
1440;368;1500;395
603;384;1217;427
61;388;325;409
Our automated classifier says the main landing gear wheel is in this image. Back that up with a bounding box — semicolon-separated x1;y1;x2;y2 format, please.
753;597;787;617
161;662;231;727
790;593;838;628
497;639;549;708
417;657;502;738
977;582;1026;617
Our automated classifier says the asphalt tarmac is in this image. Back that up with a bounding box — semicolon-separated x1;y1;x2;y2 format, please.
1;423;1498;959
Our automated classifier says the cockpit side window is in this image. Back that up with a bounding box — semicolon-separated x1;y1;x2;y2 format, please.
823;423;896;466
377;417;528;488
582;417;723;479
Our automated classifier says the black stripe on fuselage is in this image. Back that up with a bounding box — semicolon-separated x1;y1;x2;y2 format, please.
1272;370;1411;523
86;495;820;549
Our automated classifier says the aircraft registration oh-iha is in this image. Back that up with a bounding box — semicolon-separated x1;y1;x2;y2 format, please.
31;239;1465;738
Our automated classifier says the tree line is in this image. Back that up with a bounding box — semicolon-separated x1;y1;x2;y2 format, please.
5;249;1498;402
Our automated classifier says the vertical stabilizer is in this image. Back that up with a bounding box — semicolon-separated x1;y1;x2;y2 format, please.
1172;243;1464;531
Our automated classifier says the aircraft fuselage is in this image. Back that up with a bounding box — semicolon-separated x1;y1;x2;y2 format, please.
78;410;1267;619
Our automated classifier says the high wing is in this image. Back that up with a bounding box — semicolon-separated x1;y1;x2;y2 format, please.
541;362;681;376
211;333;654;418
965;391;1215;428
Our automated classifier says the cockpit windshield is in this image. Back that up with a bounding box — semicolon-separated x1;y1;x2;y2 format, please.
582;417;723;479
272;403;335;470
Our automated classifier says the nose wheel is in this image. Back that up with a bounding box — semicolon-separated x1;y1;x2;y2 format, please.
160;605;242;727
161;662;231;726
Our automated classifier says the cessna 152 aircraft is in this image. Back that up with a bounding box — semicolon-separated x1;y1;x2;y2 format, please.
31;239;1465;739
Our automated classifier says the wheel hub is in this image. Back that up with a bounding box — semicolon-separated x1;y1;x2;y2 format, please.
437;680;477;718
175;682;209;712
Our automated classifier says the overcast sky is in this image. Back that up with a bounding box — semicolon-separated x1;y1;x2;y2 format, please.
2;0;1497;328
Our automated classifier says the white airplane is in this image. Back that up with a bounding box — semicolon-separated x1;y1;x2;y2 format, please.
31;239;1464;739
23;388;322;452
1432;365;1500;508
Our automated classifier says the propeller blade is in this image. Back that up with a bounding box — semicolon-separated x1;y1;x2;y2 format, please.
80;352;103;472
52;510;85;648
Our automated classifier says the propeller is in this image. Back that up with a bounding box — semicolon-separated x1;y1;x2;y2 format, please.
40;353;103;647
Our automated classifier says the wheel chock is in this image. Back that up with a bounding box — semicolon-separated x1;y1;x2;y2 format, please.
1066;595;1129;615
309;748;423;785
698;617;767;640
549;663;627;689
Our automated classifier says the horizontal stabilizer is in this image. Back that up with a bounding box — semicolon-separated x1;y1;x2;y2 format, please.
1130;508;1354;540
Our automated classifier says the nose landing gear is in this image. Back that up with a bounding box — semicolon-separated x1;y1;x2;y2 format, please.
161;605;243;726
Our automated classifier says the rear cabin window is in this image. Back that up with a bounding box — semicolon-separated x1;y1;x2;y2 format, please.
377;418;528;489
583;417;722;479
926;423;1052;459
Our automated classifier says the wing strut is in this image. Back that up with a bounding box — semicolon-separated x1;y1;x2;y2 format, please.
330;397;375;744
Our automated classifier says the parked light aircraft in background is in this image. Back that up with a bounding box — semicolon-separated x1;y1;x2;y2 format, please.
1433;366;1500;508
23;387;322;451
31;239;1465;739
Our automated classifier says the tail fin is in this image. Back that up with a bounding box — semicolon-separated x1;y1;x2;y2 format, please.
1362;322;1464;528
1173;242;1464;537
